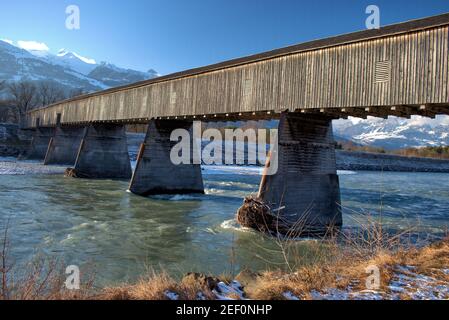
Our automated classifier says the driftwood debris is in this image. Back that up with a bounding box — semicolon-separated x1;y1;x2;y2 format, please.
236;196;339;237
236;197;290;235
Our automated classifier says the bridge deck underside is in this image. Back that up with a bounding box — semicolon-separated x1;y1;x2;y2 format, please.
32;104;449;128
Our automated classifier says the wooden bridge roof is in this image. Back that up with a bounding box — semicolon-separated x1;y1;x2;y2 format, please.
27;13;449;127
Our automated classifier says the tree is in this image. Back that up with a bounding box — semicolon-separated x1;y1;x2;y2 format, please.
68;88;85;99
0;81;12;123
37;81;66;107
4;81;87;127
7;81;38;128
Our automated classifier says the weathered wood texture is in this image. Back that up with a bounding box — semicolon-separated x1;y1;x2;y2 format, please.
27;14;449;128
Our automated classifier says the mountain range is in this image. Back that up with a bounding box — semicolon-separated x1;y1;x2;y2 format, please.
0;39;158;92
333;116;449;150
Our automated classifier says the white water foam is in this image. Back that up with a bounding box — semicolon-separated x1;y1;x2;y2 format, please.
203;165;356;176
338;170;357;175
220;219;253;233
151;194;198;201
0;159;66;175
202;165;263;176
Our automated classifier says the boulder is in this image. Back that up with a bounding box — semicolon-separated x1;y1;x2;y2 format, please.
181;273;220;291
235;269;261;288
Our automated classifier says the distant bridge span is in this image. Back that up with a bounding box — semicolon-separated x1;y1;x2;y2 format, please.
24;13;449;236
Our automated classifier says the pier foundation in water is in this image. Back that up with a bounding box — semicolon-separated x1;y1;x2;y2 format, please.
44;126;86;166
129;119;204;196
238;112;342;236
25;127;55;160
69;124;132;179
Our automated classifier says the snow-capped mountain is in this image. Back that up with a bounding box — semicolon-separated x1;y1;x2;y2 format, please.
0;40;106;91
52;49;98;75
220;117;449;150
88;62;159;88
333;116;449;150
0;39;158;93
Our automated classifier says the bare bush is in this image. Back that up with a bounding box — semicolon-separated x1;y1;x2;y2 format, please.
5;81;74;126
7;81;38;128
0;221;94;300
37;82;66;107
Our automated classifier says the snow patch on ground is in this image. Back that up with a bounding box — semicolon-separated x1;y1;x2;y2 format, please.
283;291;300;300
213;281;246;300
164;291;179;300
308;265;449;300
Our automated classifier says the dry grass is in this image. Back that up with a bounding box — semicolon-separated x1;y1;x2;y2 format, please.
402;238;449;280
100;271;217;300
1;240;448;300
239;238;449;300
0;255;95;300
93;231;449;300
100;271;178;300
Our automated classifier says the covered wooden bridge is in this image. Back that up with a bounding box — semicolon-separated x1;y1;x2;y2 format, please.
25;13;449;235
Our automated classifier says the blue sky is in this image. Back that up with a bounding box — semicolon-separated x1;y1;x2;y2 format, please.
1;0;449;75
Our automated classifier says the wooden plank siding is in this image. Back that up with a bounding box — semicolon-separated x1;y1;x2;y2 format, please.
27;16;449;128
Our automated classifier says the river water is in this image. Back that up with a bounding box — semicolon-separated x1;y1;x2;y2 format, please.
0;158;448;286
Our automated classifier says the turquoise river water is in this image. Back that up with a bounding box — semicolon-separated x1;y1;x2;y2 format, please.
0;159;448;286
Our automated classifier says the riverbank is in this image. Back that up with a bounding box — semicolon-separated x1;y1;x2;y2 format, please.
337;150;449;173
99;238;449;300
1;232;448;300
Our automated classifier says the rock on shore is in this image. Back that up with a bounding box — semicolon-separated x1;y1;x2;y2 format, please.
0;123;31;157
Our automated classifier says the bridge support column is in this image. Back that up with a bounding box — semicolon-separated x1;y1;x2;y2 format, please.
129;120;204;196
69;124;132;179
25;127;55;160
249;112;342;236
44;126;86;165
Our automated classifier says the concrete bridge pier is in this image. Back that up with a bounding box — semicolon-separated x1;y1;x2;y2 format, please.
257;112;342;235
70;124;132;179
129;119;204;196
25;127;56;160
44;126;86;165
